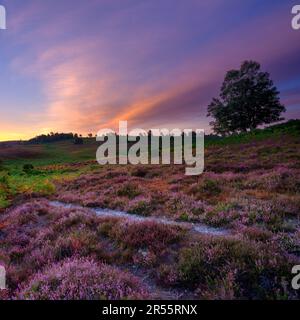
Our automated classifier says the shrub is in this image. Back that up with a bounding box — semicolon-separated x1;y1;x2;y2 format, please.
0;160;6;172
116;183;142;199
74;137;84;145
166;193;206;221
204;202;240;227
0;173;10;208
197;269;237;300
109;220;185;252
157;264;179;286
23;164;34;173
126;197;154;216
131;167;148;178
0;173;9;185
190;179;222;199
178;213;189;222
241;226;273;243
177;236;297;299
16;257;149;300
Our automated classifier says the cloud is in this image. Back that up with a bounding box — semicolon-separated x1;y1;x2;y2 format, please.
0;0;299;140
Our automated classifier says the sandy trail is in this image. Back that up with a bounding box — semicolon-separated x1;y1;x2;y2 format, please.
49;201;229;236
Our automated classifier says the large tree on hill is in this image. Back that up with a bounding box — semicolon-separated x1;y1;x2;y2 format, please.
207;60;286;135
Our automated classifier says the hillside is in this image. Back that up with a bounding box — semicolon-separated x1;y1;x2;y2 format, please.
0;120;300;300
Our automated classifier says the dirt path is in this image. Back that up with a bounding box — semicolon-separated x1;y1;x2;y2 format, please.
49;201;229;236
48;200;230;299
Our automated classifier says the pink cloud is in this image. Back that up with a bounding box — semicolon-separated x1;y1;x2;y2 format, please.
1;1;298;140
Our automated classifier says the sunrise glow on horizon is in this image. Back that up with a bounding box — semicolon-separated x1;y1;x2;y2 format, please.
0;0;300;141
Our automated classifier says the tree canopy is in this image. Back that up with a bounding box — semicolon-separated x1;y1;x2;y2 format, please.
207;61;285;135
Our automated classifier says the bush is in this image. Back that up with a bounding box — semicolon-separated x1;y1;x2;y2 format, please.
0;173;9;186
131;167;148;178
109;220;185;252
204;202;240;227
191;179;222;199
177;236;297;299
23;164;34;173
16;257;149;300
74;137;84;145
127;197;154;216
116;183;142;199
166;193;206;221
0;160;6;172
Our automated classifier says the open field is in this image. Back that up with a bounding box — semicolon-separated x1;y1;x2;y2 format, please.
1;120;300;299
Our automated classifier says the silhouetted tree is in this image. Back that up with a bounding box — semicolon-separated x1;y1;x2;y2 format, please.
74;136;84;145
28;133;74;144
207;60;285;135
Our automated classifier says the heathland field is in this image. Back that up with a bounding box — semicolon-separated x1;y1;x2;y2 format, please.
0;120;300;299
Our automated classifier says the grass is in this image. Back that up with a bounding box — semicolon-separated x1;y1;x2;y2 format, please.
205;119;300;146
0;142;101;209
1;120;300;210
1;139;98;167
0;138;104;208
0;120;299;299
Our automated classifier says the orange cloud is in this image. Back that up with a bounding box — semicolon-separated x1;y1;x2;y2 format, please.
2;2;299;141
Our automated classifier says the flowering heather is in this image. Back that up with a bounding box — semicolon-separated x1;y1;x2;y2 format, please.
126;196;154;216
176;235;300;299
244;166;300;194
1;126;300;300
165;193;208;221
204;204;240;227
0;200;188;298
16;257;149;300
103;219;186;253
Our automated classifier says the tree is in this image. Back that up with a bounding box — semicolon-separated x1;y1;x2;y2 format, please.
74;136;84;145
74;134;83;145
207;60;285;135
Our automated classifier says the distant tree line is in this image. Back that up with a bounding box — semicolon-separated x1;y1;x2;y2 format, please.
28;132;77;144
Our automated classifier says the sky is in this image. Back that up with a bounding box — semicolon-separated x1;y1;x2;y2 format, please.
0;0;299;141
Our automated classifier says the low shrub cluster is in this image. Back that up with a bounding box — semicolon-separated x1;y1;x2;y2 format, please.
16;257;149;300
175;236;299;299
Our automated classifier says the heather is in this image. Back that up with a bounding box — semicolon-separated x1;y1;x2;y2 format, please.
0;198;299;300
0;200;184;298
16;257;149;300
1;121;300;300
176;235;299;299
